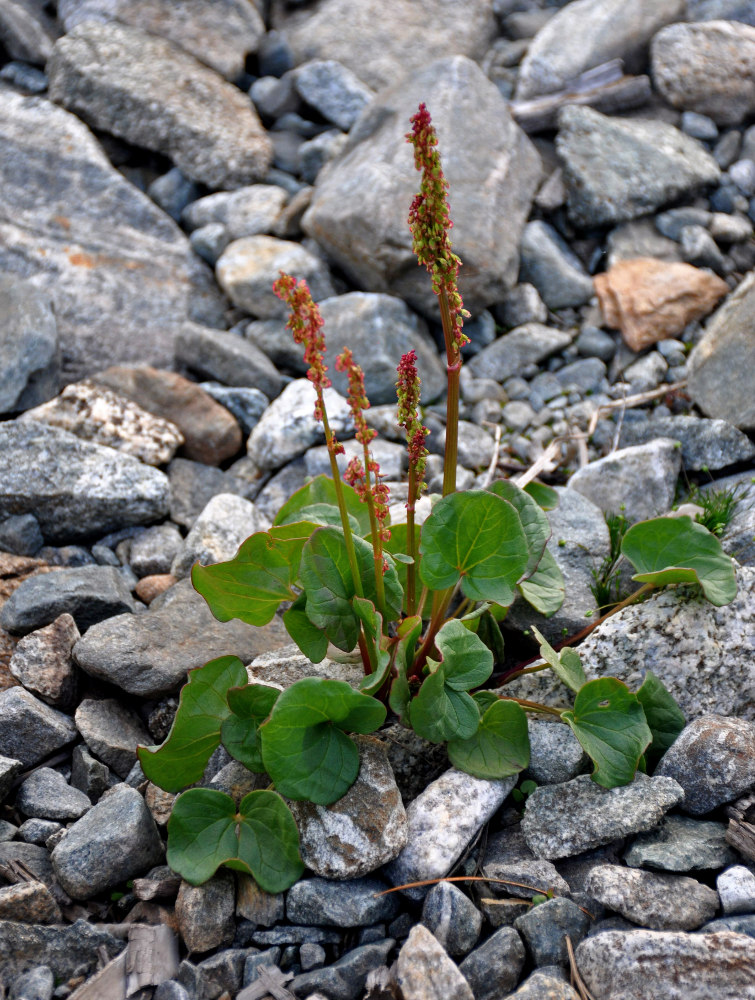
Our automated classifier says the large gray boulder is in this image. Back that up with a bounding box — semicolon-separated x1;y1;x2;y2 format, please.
0;275;59;416
303;56;542;320
0;92;223;382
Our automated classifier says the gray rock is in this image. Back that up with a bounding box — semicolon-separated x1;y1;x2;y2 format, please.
287;877;399;928
73;577;290;698
303;56;541;319
70;745;111;804
0;0;56;65
167;458;253;530
199;383;269;437
0;756;24;801
619;415;755;470
293;60;374;131
515;0;683;100
57;0;265;81
607;217;683;267
501;400;536;432
305;438;406;482
585;864;718;930
504;969;579;999
0;423;169;544
48;21;271;189
171;493;266;579
0;514;44;558
0;688;77;767
482;858;571;901
656;715;755;815
0;919;124;982
299;128;348;184
521;773;685;860
700;913;755;936
0;92;223;383
250;74;301;119
514;896;591;966
679;224;729;273
183;185;288;241
74;698;150;779
396;924;474;1000
682;111;720;141
623;351;669;393
422;880;483;957
246;379;353;473
731;158;755;196
0;565;137;636
567;439;681;523
557;105;720;229
196;948;251;998
656;207;714;241
652;20;755;127
519;221;594;309
290;939;394;1000
189;222;230;266
273;0;496;92
18;818;61;846
458;926;526;1000
8;965;54;1000
688;268;755;430
555;358;607;394
498;284;549;330
688;0;755;21
128;524;183;578
575;928;755;1000
176;871;235;954
0;275;59;416
175;323;283;399
148;167;199;223
384;768;517;901
216;235;334;320
625;815;737;871
469;324;572;382
16;768;90;821
9;614;79;711
718;865;755;915
51;783;163;899
527;720;590;785
243;926;341;948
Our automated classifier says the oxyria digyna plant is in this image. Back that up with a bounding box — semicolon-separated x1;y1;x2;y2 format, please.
138;104;738;891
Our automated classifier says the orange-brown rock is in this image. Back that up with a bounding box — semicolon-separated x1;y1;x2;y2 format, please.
91;365;242;465
135;573;177;605
594;258;729;351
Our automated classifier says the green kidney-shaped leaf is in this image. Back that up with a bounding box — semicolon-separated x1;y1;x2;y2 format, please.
299;526;360;651
138;655;246;793
274;474;372;536
167;788;303;892
260;678;386;803
524;481;560;510
192;532;298;627
489;480;551;579
518;548;565;616
562;678;652;788
432;619;494;691
636;670;686;764
419;490;530;606
221;683;281;772
531;626;586;694
448;699;530;779
282;592;329;664
408;668;480;744
621;516;737;606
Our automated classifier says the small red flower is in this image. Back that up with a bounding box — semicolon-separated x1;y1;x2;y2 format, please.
273;273;330;418
335;348;376;446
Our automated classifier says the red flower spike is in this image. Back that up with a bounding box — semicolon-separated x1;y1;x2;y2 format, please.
396;350;429;489
273;273;331;400
335;348;376;446
406;104;469;352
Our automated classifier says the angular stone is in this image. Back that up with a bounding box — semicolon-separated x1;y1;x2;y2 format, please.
575;929;755;1000
73;578;290;698
9;614;79;710
567;439;681;523
514;896;591;966
5;965;55;1000
290;939;394;1000
0;687;77;767
0;919;124;982
0;565;137;636
625;815;737;871
422;881;482;957
51;783;164;899
273;0;496;92
176;871;235;954
0;92;223;383
0;879;61;924
458;926;526;1000
396;924;474;1000
594;257;729;351
287;876;399;928
521;773;685;860
652;20;755;126
469;324;572;383
171;493;266;579
527;719;589;785
48;20;271;189
58;0;265;81
384;768;517;900
75;697;151;779
289;736;408;879
184;185;288;241
0;423;169;544
92;366;242;466
656;715;755;815
482;859;571;901
16;767;91;821
619;415;755;471
0;274;59;416
216;235;335;320
0;755;23;801
128;524;183;578
585;864;718;930
515;0;683;100
303;56;541;319
0;513;44;559
70;744;111;804
688;268;755;430
175;323;283;399
236;874;285;926
505;970;580;999
718;865;755;915
557;106;720;229
292;59;373;132
519;220;594;309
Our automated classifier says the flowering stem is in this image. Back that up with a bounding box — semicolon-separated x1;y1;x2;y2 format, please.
320;402;364;602
439;287;462;497
361;441;387;616
405;467;418;617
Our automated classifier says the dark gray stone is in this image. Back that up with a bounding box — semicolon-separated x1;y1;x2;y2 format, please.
289;939;394;1000
0;920;124;982
469;324;572;382
176;871;235;954
293;59;374;130
8;964;54;1000
70;744;112;803
0;275;59;416
16;768;90;821
0;515;44;557
51;783;164;899
459;926;526;1000
18;819;62;846
0;756;24;802
242;927;342;947
514;897;591;966
0;688;76;768
574;324;616;361
198;383;269;436
0;565;136;636
422;880;482;957
700;914;755;937
625;815;737;872
527;719;589;785
167;457;253;530
175;324;283;399
148;168;199;223
286;877;399;928
74;698;150;779
519;221;594;309
128;524;183;578
618;415;755;470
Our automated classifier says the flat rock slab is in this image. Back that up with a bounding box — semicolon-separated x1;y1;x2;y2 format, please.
48;20;272;189
585;864;719;930
521;774;684;860
576;929;755;1000
303;56;541;319
0;919;124;982
286;876;399;928
618;414;755;471
0;274;59;416
624;814;737;871
0;686;77;767
73;578;290;698
0;92;223;382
